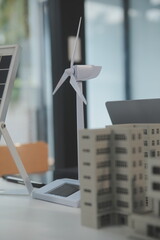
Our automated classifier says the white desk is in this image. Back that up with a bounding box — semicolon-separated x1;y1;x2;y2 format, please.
0;179;152;240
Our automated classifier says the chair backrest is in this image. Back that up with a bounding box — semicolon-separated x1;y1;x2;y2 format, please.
0;141;48;176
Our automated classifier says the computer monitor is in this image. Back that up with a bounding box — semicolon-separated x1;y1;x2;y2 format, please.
106;98;160;124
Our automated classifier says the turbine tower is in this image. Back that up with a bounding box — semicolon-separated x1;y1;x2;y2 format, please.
53;17;101;174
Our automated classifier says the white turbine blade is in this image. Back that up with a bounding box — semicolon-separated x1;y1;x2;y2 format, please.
53;71;68;95
75;65;102;81
70;75;87;105
70;17;82;68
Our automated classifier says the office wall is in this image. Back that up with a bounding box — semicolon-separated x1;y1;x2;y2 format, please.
85;0;160;128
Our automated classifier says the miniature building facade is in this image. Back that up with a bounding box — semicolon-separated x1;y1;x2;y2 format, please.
129;124;160;239
148;158;160;203
79;124;160;233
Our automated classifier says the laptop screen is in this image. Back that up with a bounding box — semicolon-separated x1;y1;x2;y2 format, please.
106;98;160;124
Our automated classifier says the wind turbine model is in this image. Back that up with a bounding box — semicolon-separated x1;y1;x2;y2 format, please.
0;43;100;208
53;17;102;172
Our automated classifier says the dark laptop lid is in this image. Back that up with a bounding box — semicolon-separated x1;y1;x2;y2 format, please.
105;98;160;124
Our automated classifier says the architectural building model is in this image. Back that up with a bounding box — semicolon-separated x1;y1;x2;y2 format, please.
79;123;160;239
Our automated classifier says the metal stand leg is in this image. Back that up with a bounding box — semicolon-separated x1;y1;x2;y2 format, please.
0;121;33;195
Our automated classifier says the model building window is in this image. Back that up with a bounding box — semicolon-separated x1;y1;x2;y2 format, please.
100;214;111;226
97;187;112;196
152;129;155;134
147;225;160;238
115;147;127;154
152;167;160;175
96;148;110;155
144;152;148;157
83;149;90;153
97;174;111;182
83;162;91;166
145;163;148;169
157;140;159;145
152;140;155;146
143;129;147;135
132;134;135;140
150;150;156;157
96;134;110;141
157;151;160;157
115;134;126;140
84;189;91;193
98;200;112;210
144;140;148;146
145;197;149;206
84;202;92;206
116;160;128;167
116;187;128;194
138;133;142;139
116;174;128;181
156;128;159;134
97;160;110;168
83;175;91;179
82;135;90;139
117;200;129;208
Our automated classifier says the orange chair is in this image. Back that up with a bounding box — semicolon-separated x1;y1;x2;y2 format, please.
0;141;49;176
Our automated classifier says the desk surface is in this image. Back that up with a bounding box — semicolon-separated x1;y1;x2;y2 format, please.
0;179;151;240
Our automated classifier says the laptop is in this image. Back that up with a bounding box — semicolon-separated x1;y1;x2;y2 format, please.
105;98;160;124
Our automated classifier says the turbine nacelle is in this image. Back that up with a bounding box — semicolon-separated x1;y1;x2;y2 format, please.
74;65;102;81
